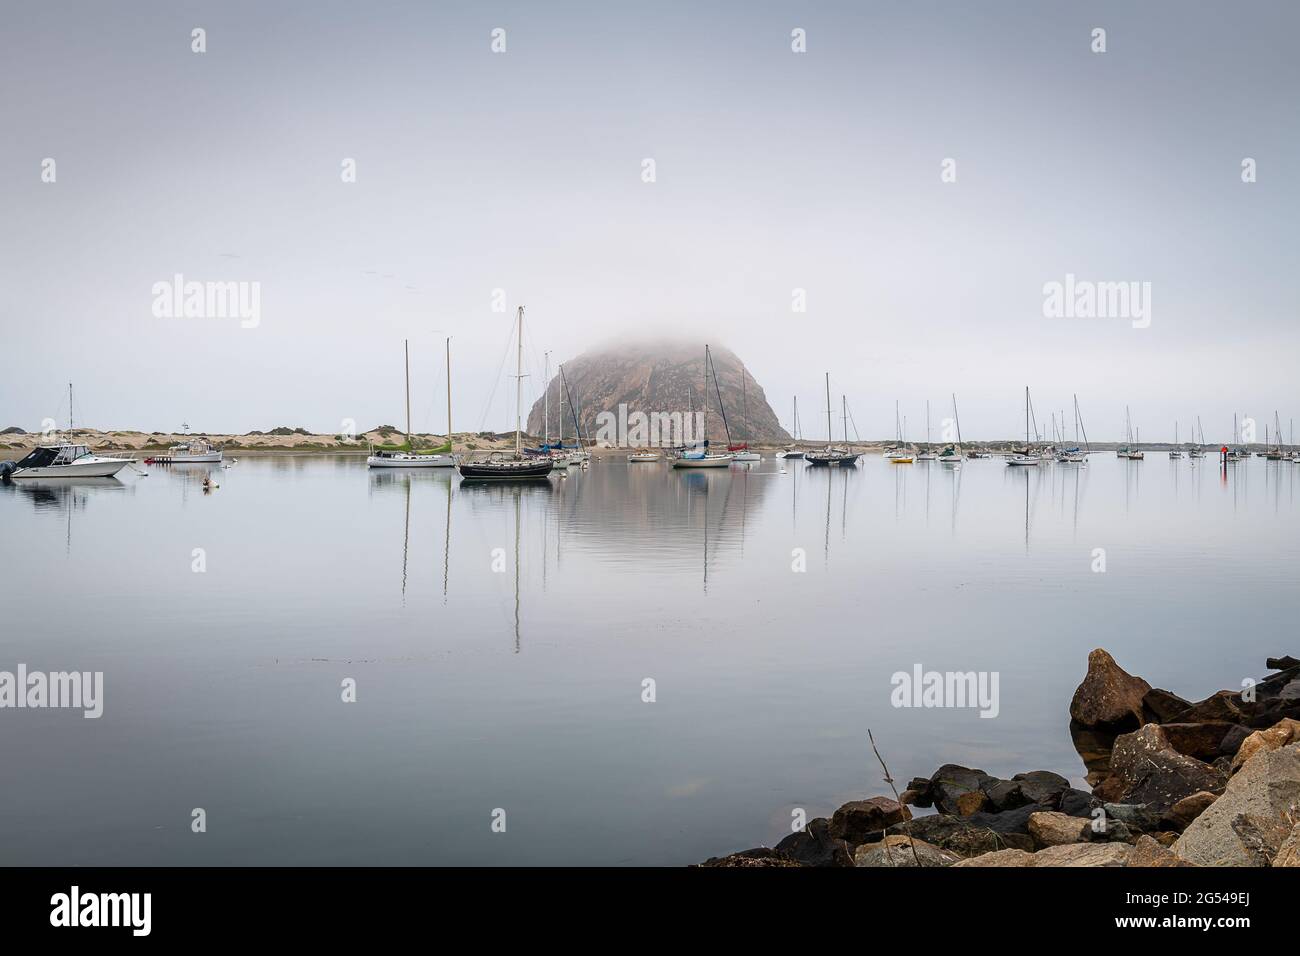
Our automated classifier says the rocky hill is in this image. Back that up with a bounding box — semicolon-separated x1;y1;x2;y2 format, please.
526;342;789;446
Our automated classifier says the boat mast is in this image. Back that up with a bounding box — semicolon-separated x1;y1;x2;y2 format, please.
404;340;412;448
68;382;73;442
706;345;732;446
515;307;524;457
1025;386;1030;447
446;337;453;446
543;351;550;446
824;373;832;446
841;395;847;443
952;393;963;452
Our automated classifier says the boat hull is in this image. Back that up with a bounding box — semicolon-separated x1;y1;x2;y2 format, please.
805;454;859;466
11;457;130;478
457;460;554;480
367;455;456;468
670;456;732;468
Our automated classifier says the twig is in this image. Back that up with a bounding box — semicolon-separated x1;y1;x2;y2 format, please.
868;728;922;867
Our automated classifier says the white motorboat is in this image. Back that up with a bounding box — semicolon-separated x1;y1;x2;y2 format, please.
731;450;761;462
670;451;732;468
627;452;660;462
152;438;222;463
5;443;132;479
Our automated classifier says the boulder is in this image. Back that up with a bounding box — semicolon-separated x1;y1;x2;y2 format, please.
965;802;1053;837
1162;791;1217;831
1174;742;1300;866
1030;842;1132;867
887;814;1033;856
926;765;996;815
1104;724;1226;812
951;849;1035;867
1011;770;1071;806
853;834;959;867
1142;687;1194;724
696;847;802;867
1058;788;1099;818
983;779;1031;812
954;790;990;816
1230;718;1300;774
1127;835;1195;867
828;796;909;845
1161;722;1243;762
1273;823;1300;867
1101;802;1161;835
1174;690;1247;725
1028;811;1090;848
1070;649;1152;730
774;817;853;867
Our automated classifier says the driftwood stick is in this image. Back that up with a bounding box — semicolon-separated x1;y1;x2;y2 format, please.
868;728;922;867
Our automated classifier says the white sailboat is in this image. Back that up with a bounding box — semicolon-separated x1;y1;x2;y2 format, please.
1006;387;1045;465
917;401;937;460
938;393;963;465
1168;422;1183;459
368;339;456;468
672;345;733;469
885;401;914;463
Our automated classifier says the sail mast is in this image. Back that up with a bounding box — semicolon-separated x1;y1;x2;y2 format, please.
824;373;832;445
404;340;412;448
515;307;524;457
543;351;550;446
446;337;453;446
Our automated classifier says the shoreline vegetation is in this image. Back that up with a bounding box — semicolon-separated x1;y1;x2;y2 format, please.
0;426;1265;461
699;650;1300;867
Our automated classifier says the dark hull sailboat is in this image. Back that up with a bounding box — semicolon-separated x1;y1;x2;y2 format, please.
458;456;554;480
457;306;555;482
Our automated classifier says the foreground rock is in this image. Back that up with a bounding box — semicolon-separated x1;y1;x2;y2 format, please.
885;814;1032;856
1127;835;1195;867
1174;742;1300;866
853;835;959;867
1230;718;1300;773
952;843;1131;867
696;847;801;867
828;796;909;845
1097;724;1226;812
1027;811;1090;848
1069;649;1151;731
774;818;853;867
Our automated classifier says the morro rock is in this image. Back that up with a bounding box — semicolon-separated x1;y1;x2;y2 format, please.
525;341;789;446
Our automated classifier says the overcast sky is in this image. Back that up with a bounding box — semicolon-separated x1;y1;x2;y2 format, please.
1;1;1296;442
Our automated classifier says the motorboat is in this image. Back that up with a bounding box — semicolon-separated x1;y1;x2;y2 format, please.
3;443;133;479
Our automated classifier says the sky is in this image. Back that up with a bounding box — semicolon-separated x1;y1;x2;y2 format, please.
1;1;1296;443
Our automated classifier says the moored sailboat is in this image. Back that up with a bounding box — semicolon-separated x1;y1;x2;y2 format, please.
368;338;456;468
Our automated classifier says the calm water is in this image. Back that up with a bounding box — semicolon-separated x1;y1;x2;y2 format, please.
2;453;1298;865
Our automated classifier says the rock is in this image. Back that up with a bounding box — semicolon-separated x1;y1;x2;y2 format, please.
1028;811;1091;848
1266;656;1300;671
1230;718;1300;774
1011;770;1071;806
1058;788;1098;818
828;796;909;845
1142;687;1194;724
774;818;853;867
1153;831;1179;847
982;779;1030;812
1069;725;1119;785
1163;791;1217;831
887;814;1033;856
1161;722;1242;762
955;790;990;816
1030;842;1133;866
926;765;996;815
1174;742;1300;866
853;834;959;867
903;777;934;807
1105;724;1226;812
1175;690;1247;725
1127;835;1196;867
951;849;1035;867
1101;802;1161;835
965;802;1052;837
697;847;802;867
1273;823;1300;867
899;788;923;807
1070;648;1152;731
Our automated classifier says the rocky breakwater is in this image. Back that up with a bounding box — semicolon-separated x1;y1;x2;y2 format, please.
697;651;1300;867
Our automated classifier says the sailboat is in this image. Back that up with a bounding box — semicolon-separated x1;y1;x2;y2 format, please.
1006;387;1045;465
937;394;963;465
805;374;859;466
1265;412;1287;460
886;401;914;463
457;308;554;480
1168;422;1184;459
3;384;134;480
917;401;937;460
729;368;761;461
777;397;804;458
368;339;456;468
671;345;733;468
1188;417;1206;458
1055;395;1089;463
